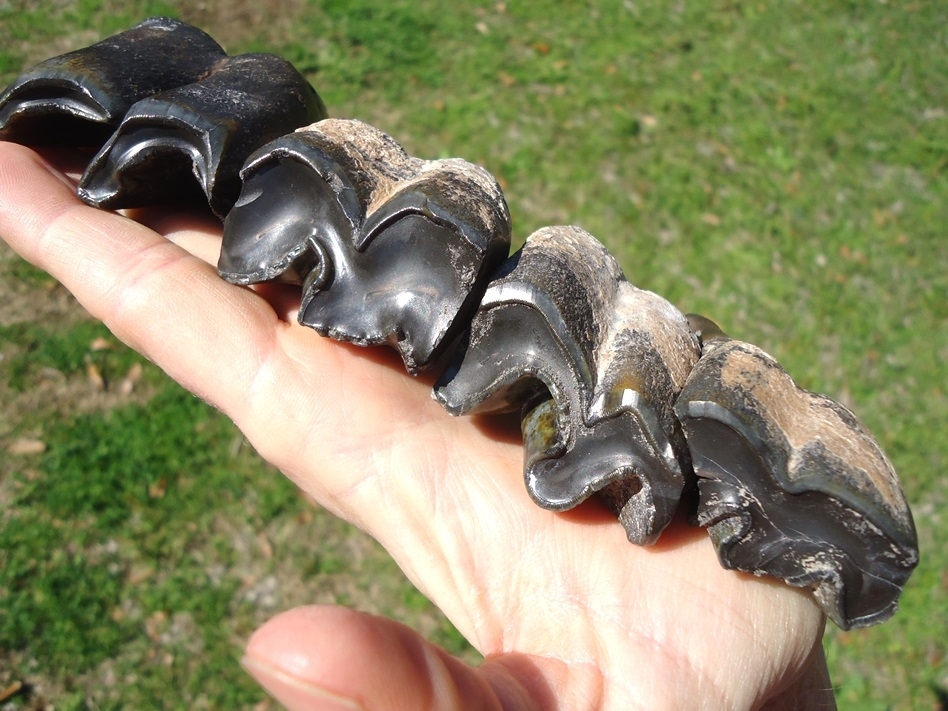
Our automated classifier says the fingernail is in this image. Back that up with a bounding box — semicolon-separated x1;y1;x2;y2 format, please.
241;655;364;711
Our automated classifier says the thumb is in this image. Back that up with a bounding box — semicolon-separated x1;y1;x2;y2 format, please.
242;606;551;711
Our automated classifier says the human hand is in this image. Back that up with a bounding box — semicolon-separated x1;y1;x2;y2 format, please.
0;142;834;710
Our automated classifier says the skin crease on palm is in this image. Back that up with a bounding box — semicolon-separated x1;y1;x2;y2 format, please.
0;142;836;710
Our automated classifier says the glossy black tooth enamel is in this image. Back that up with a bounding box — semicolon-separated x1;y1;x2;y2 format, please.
0;17;226;146
219;159;345;286
219;119;511;373
521;392;686;546
674;319;919;629
434;225;700;545
77;53;326;219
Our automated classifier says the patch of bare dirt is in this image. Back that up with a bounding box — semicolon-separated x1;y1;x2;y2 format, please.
0;244;89;330
4;0;313;75
175;0;312;52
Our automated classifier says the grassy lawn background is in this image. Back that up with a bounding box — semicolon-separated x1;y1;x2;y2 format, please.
1;1;945;708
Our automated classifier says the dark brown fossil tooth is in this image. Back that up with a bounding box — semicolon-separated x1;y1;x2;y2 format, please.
218;119;511;373
434;225;700;545
0;17;226;147
674;315;918;629
77;53;326;219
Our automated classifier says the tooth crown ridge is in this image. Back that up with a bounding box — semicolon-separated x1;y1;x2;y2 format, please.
267;120;512;254
434;225;700;423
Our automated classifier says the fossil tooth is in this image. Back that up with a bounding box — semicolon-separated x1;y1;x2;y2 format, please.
0;17;226;147
674;316;919;629
77;53;326;219
219;119;511;373
434;225;700;544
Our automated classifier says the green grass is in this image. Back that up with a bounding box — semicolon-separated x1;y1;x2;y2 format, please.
0;320;144;392
1;1;946;708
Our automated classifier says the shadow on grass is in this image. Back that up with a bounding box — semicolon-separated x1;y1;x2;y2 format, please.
933;683;948;711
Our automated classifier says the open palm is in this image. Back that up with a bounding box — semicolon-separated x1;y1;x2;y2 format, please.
0;142;833;710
